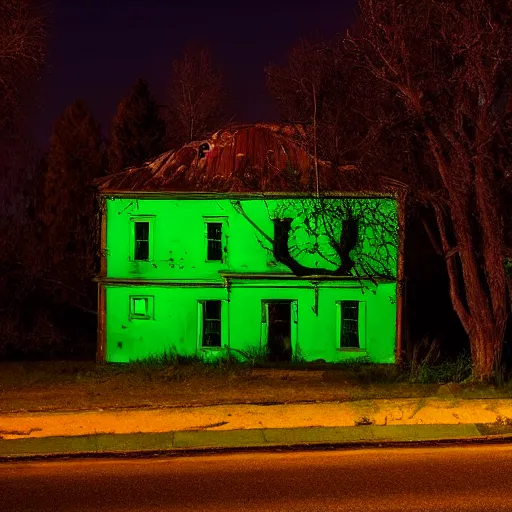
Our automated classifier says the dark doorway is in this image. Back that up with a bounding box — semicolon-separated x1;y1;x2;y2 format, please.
267;302;292;362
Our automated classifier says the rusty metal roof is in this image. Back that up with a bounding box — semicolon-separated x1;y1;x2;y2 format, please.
94;123;398;195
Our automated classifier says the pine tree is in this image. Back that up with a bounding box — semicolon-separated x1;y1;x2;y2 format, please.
108;78;166;174
41;99;105;305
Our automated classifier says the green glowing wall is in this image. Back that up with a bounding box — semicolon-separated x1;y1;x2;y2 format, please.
100;196;399;363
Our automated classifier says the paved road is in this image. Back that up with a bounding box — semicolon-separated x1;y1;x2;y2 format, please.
1;445;512;511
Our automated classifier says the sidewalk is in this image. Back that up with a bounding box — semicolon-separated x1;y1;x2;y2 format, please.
2;389;512;460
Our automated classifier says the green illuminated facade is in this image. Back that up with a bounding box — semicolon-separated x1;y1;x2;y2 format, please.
96;194;401;364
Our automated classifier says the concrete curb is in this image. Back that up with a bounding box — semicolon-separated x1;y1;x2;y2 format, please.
2;424;512;462
5;396;512;439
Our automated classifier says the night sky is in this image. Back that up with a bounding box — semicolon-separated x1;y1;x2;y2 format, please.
32;0;358;148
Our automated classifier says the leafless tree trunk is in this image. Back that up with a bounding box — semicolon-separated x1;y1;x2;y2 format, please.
266;38;371;170
167;45;229;146
312;83;319;197
346;0;512;380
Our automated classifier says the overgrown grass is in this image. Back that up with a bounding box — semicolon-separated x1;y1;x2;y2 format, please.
225;346;268;366
321;353;473;385
116;349;474;387
81;351;474;386
407;352;473;384
0;349;479;390
104;349;255;383
1;351;512;415
324;357;403;385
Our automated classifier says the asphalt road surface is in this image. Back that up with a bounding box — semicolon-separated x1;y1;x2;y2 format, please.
2;444;512;511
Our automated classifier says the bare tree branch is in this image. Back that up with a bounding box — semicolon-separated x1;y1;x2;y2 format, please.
167;45;229;146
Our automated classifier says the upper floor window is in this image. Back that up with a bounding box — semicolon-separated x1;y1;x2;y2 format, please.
206;222;223;261
134;221;150;260
198;142;211;159
204;217;227;262
129;216;154;262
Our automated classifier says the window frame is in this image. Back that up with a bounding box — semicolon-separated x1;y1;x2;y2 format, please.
129;216;155;262
206;222;223;261
336;300;367;351
203;216;228;264
197;299;224;350
129;295;154;320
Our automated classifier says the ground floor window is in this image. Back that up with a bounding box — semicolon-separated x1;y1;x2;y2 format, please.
129;295;153;320
339;300;363;349
202;300;222;347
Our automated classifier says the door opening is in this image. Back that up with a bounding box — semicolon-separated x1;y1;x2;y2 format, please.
267;302;292;362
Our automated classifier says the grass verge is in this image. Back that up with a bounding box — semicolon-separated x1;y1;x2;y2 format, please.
0;353;508;413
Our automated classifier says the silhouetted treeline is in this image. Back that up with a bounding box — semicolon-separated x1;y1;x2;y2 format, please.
0;42;231;360
3;1;512;381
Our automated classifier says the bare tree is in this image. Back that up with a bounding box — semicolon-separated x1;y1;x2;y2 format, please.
266;41;326;196
266;40;335;168
0;0;46;219
0;0;46;133
345;0;512;380
167;45;229;146
266;40;377;167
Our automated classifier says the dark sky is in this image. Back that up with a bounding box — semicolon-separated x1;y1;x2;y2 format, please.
33;0;358;148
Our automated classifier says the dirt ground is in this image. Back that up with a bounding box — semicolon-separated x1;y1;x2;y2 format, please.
0;361;509;413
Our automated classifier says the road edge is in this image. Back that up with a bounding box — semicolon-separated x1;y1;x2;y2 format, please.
2;424;512;462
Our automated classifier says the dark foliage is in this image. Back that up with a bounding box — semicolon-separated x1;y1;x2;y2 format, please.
0;99;106;360
108;78;167;174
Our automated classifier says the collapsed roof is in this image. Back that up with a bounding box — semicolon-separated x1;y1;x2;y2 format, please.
94;123;399;195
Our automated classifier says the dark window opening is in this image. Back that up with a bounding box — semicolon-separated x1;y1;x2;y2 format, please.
134;221;150;260
198;142;210;159
340;301;359;348
203;300;221;347
267;301;292;362
207;222;223;261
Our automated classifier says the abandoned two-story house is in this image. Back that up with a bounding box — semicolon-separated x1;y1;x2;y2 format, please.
94;124;405;364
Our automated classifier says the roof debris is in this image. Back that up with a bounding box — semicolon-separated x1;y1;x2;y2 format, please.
94;123;399;194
